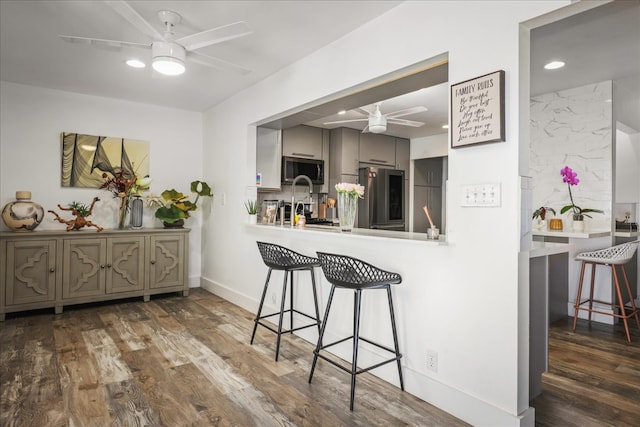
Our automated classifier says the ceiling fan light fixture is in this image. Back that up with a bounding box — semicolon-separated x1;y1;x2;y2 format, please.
369;115;387;134
152;41;186;76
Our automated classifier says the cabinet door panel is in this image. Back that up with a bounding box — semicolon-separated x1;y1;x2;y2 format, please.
282;125;322;159
359;133;395;165
150;235;185;289
107;236;145;294
63;239;106;299
5;240;56;305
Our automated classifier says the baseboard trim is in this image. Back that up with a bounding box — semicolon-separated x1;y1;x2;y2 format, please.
200;276;535;427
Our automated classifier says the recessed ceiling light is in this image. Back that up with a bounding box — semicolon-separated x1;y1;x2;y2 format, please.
126;59;146;69
442;124;449;129
544;61;565;70
338;110;346;115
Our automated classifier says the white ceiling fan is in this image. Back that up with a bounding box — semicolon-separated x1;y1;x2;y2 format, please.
59;0;253;76
324;103;427;134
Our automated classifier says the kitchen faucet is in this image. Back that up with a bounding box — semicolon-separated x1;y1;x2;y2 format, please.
291;174;313;227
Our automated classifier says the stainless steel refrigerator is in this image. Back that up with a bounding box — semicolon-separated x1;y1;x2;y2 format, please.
357;167;405;231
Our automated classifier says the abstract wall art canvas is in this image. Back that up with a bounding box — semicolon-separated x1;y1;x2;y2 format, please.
61;132;149;188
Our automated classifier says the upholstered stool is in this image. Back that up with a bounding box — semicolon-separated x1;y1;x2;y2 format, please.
251;242;322;361
572;241;640;342
309;252;404;411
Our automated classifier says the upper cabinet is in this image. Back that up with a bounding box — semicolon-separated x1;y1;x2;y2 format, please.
395;138;410;172
329;128;360;177
256;127;282;190
359;133;395;166
282;125;323;159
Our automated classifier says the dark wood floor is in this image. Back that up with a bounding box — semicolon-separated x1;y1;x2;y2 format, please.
2;289;638;426
530;316;640;426
1;288;468;427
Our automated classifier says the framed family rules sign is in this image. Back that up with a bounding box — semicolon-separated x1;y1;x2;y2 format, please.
451;70;505;148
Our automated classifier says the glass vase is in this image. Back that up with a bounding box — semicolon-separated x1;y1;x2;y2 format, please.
130;195;143;229
118;195;129;230
337;192;357;232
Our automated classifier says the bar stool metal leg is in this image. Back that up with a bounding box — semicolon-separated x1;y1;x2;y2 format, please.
612;265;632;342
251;268;273;345
310;270;322;335
350;289;362;411
573;261;587;331
275;272;289;362
309;285;335;383
387;285;404;391
620;265;640;330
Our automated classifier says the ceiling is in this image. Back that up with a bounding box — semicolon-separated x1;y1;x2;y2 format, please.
0;0;402;111
1;1;638;138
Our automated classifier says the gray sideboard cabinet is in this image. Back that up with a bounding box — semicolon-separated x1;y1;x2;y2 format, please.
0;228;189;320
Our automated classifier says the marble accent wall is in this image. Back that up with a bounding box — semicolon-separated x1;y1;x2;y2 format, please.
530;81;612;228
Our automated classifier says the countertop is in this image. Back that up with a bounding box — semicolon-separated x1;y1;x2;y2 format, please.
528;241;572;258
532;228;639;239
531;228;610;239
249;223;446;244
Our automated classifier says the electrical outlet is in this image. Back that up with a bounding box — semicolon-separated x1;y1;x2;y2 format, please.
427;350;438;372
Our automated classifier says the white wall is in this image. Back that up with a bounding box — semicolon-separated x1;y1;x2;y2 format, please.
410;133;448;159
530;81;613;229
199;1;569;426
0;82;205;285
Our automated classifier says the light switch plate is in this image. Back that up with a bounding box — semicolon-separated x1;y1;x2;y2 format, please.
461;183;501;207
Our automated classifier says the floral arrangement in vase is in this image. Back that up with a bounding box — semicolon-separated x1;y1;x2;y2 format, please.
335;182;365;198
559;166;603;231
559;166;603;220
100;171;152;229
335;182;365;232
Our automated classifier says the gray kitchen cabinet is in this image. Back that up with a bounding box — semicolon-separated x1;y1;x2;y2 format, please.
282;125;323;159
1;238;57;314
0;229;189;320
319;129;330;193
329;127;359;176
359;133;395;166
395;138;410;172
414;157;444;186
256;126;282;190
329;127;360;198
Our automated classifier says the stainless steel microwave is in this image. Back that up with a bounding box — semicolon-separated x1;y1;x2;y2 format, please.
281;156;324;184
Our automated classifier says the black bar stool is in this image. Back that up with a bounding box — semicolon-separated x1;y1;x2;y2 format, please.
309;252;404;411
251;241;322;361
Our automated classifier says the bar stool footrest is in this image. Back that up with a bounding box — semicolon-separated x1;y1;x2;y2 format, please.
314;335;403;375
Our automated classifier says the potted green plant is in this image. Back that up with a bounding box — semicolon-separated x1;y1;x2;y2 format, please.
153;180;213;227
245;200;259;224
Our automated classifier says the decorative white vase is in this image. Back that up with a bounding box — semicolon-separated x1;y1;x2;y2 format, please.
337;192;357;232
572;214;585;232
248;214;257;225
1;191;45;232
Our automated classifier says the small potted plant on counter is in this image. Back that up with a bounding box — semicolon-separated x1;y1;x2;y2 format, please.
152;180;212;228
532;206;556;230
245;200;259;224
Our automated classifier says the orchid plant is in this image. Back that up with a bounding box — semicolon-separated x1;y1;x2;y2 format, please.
559;166;603;219
335;182;365;198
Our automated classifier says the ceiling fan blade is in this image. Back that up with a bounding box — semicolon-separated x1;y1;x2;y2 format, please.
59;35;150;50
177;21;253;51
355;107;373;116
105;0;165;41
385;106;428;119
187;50;251;75
387;118;425;127
323;118;369;125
